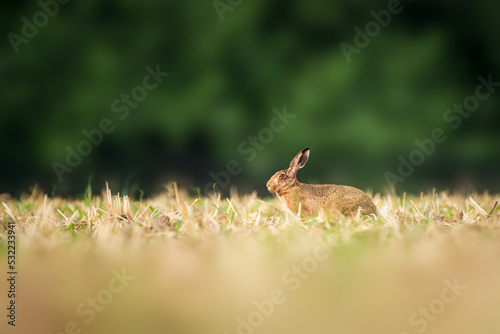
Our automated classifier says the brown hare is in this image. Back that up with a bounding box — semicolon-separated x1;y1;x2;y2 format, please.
267;148;377;217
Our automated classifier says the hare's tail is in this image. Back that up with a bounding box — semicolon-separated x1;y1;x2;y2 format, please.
378;205;389;218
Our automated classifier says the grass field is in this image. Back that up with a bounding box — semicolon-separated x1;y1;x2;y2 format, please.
1;184;500;334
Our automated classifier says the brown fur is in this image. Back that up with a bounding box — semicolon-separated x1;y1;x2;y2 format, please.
267;148;376;217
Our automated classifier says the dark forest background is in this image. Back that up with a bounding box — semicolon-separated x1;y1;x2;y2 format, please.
1;0;499;197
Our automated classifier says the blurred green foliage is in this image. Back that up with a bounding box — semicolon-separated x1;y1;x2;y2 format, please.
1;0;499;196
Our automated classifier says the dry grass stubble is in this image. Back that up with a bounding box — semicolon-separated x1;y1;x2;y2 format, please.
0;184;499;334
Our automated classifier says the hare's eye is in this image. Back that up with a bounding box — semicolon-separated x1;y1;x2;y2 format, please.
278;173;286;180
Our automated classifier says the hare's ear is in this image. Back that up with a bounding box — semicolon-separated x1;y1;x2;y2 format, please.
289;148;310;175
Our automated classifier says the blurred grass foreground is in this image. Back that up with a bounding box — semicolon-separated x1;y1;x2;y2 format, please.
1;185;500;334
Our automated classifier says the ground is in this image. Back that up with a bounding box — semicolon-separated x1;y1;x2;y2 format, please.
0;184;499;334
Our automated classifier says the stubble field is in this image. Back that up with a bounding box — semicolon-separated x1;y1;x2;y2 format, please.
1;184;499;334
